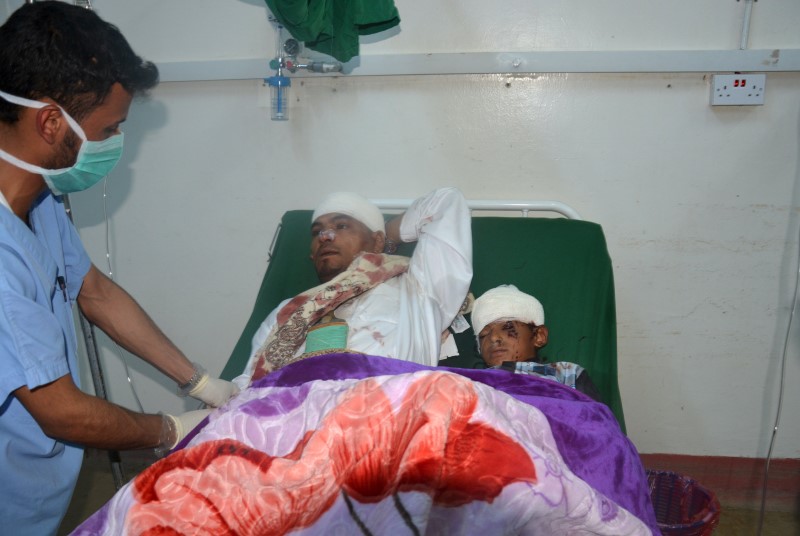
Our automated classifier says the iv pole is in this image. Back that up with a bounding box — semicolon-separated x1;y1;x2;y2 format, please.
62;196;127;490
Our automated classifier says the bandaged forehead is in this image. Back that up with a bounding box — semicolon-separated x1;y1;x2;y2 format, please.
471;285;544;337
312;192;385;233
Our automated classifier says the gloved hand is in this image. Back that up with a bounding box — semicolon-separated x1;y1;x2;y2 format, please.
188;374;240;408
178;362;240;408
157;409;212;457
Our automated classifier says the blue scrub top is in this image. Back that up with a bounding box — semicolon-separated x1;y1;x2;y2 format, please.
0;192;91;535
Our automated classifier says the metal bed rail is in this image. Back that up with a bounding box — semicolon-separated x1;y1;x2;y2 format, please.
371;199;582;220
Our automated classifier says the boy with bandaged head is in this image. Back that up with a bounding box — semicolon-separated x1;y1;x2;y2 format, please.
472;285;601;402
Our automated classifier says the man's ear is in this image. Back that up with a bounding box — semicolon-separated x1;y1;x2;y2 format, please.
35;105;66;145
372;230;386;253
534;325;549;349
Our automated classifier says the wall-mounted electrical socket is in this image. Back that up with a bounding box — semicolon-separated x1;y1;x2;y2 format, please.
710;74;766;106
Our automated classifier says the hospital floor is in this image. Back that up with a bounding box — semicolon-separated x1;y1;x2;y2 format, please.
59;449;800;535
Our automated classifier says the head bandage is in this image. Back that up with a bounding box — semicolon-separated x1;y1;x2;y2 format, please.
312;192;385;233
471;285;545;337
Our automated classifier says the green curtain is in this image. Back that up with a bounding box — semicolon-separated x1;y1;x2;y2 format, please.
265;0;400;62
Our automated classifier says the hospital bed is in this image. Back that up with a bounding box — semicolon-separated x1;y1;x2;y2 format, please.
219;199;624;429
72;200;660;535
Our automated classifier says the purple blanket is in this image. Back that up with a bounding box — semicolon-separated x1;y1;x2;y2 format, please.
73;353;659;535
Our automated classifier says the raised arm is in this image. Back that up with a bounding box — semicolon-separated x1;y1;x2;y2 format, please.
397;187;473;331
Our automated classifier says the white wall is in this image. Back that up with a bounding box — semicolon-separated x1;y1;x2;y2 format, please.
8;0;798;458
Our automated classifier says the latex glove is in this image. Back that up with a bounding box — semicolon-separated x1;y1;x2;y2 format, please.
188;374;240;408
157;409;212;457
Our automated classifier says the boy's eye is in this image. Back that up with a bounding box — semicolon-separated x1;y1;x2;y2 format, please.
336;222;349;230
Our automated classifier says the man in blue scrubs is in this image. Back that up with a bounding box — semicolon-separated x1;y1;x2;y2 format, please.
0;3;239;533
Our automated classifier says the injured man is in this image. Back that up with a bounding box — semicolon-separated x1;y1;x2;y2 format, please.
233;187;472;388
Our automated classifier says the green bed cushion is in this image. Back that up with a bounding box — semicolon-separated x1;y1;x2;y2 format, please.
221;210;625;430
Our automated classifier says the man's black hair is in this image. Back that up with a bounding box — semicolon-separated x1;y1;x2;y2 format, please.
0;1;159;123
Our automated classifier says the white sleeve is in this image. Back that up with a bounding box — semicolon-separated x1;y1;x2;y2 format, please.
231;298;290;389
399;187;473;332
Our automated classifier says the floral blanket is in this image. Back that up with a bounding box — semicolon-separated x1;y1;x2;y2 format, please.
72;354;660;535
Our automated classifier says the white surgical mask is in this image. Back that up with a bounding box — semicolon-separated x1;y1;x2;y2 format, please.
0;89;124;195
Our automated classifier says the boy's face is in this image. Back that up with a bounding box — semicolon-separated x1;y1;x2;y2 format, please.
478;320;548;367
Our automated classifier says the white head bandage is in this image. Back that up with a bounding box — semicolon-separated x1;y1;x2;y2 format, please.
312;192;385;233
471;285;545;336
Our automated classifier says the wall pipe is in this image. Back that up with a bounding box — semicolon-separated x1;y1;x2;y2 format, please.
157;49;800;82
740;0;755;51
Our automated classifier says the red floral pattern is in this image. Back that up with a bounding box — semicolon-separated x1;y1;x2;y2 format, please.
129;373;536;535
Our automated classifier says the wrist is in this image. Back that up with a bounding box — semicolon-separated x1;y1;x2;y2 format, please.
156;413;178;457
177;362;207;397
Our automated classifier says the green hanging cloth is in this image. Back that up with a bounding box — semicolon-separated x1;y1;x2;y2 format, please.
265;0;400;63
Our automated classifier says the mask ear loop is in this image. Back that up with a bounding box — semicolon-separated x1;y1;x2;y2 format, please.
0;89;88;141
0;89;48;109
0;90;87;175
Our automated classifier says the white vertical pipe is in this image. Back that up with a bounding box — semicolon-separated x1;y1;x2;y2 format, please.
740;0;754;50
